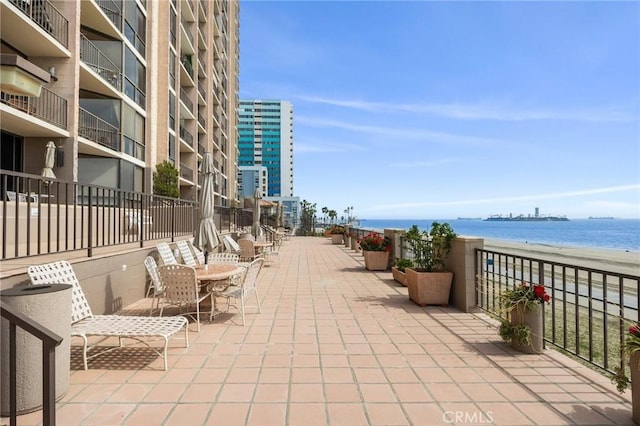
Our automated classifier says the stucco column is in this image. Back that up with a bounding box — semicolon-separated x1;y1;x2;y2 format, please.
384;228;406;269
446;237;484;312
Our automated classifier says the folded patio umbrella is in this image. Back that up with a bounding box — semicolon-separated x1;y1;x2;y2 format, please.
193;152;220;264
40;141;56;182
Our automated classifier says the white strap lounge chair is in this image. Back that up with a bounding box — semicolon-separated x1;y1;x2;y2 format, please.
156;242;178;265
188;240;206;265
144;256;165;315
27;260;188;370
176;240;198;266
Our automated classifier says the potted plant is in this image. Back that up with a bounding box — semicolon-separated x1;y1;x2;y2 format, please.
328;225;345;244
392;257;414;286
359;232;391;271
613;323;640;424
404;222;457;306
497;282;550;354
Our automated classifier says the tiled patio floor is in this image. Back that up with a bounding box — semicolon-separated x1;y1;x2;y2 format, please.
5;236;634;425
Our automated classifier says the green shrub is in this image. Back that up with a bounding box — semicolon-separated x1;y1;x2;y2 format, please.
153;160;179;198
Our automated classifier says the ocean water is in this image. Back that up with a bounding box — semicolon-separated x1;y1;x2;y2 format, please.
357;218;640;252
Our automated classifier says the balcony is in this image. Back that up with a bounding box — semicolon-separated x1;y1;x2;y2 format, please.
179;162;194;183
179;124;194;147
180;54;195;86
80;0;122;39
1;87;68;134
78;108;120;152
179;87;194;119
79;34;122;93
1;236;635;425
3;0;69;53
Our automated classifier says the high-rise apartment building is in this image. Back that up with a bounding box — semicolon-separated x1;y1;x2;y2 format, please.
237;100;293;198
1;0;239;204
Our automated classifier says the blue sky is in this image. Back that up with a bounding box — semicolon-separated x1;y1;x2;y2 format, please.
238;1;640;220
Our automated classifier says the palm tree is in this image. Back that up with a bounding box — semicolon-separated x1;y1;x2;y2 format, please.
328;210;337;224
322;206;328;225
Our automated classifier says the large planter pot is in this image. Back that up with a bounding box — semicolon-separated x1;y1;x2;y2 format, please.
331;234;343;244
509;303;544;354
363;250;389;271
632;351;640;425
405;269;453;306
344;235;351;247
324;230;332;237
351;236;358;251
391;267;407;286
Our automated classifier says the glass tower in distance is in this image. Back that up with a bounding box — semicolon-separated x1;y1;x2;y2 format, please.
238;100;294;197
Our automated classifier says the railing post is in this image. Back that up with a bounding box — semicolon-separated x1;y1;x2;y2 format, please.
87;187;93;257
139;194;145;248
171;199;175;242
42;344;56;426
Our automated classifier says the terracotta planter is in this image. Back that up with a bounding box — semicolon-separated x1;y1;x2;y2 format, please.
632;351;640;424
324;230;331;237
405;269;453;306
391;267;407;286
331;234;343;244
509;302;544;354
363;250;389;271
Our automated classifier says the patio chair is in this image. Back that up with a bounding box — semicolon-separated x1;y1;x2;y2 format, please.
176;240;198;266
157;264;214;332
222;234;242;255
27;260;188;370
238;238;262;262
188;240;206;265
221;258;264;325
144;256;164;315
156;242;178;265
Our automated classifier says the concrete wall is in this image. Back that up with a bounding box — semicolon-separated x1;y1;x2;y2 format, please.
2;248;156;315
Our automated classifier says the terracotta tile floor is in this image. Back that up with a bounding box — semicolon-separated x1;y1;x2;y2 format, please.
3;236;634;425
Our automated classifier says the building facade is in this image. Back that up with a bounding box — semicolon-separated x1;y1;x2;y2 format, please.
0;0;240;205
237;99;293;198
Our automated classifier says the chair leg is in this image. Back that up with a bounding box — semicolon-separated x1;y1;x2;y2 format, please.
240;296;245;326
255;289;262;314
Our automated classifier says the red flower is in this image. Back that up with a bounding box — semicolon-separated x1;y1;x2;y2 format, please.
533;284;550;302
629;325;640;337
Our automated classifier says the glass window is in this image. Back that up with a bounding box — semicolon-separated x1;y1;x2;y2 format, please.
125;1;146;56
122;104;145;160
124;47;146;108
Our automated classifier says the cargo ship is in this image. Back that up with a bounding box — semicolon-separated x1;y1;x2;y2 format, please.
484;208;569;222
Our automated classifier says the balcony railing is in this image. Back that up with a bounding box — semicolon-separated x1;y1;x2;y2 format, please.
9;0;69;48
197;111;206;129
197;80;206;100
181;54;194;79
79;34;122;91
1;87;68;129
78;108;120;151
179;87;193;114
95;0;122;32
474;248;640;377
179;125;194;146
179;162;194;182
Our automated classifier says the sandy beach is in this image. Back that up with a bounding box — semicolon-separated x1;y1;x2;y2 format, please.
483;238;640;277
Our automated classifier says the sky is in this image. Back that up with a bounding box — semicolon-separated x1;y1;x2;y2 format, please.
238;0;640;220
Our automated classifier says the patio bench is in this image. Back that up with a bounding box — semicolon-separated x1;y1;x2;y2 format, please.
27;260;189;370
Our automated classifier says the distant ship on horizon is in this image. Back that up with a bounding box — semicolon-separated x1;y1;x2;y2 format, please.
484;207;569;222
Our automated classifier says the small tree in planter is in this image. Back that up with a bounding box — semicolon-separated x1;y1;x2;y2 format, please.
404;222;457;306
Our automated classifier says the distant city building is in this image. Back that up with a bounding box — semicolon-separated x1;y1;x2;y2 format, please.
265;196;300;228
238;100;294;197
238;165;268;199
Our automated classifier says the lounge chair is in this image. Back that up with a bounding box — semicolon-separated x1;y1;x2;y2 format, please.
27;260;188;370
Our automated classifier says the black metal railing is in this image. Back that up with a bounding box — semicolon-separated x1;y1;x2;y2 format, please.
1;88;68;129
179;87;193;115
1;301;62;426
79;34;122;91
9;0;68;48
0;170;253;260
95;0;122;32
475;248;640;376
179;125;194;146
78;108;120;151
179;162;194;182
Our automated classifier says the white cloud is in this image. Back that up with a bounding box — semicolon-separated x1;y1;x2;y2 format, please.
297;95;638;123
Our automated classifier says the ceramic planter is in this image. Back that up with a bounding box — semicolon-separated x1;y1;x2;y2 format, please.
363;250;389;271
344;235;351;247
391;267;407;286
509;302;544;354
632;351;640;424
351;236;358;251
330;234;343;244
405;269;453;306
